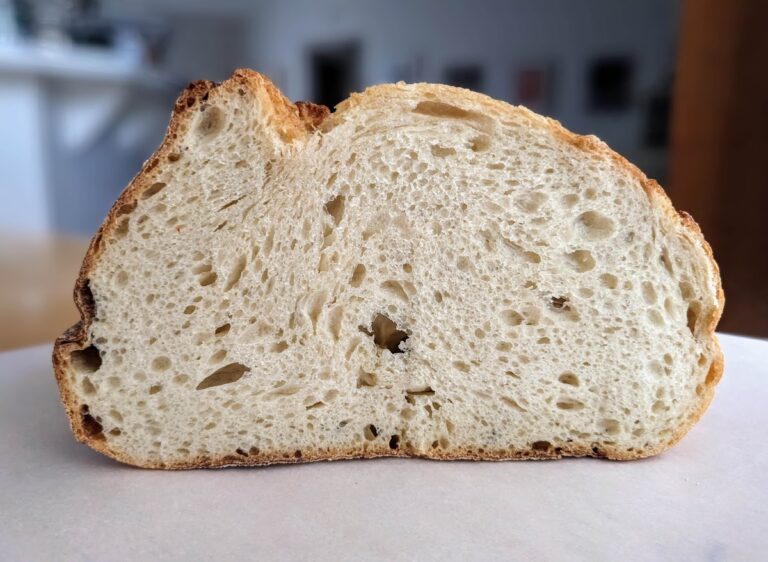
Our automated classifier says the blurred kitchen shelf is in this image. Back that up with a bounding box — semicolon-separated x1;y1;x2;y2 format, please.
0;40;170;88
0;40;178;235
0;233;88;351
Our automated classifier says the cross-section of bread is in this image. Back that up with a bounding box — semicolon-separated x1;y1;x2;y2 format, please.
52;69;723;468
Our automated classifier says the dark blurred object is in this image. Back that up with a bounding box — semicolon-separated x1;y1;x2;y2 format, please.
588;56;634;111
644;87;671;147
11;0;169;65
670;0;768;337
516;64;555;113
10;0;33;36
445;65;483;92
309;40;360;110
16;0;79;41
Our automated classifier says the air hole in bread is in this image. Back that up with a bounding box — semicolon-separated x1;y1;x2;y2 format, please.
600;273;618;289
224;254;247;291
431;145;456;157
663;297;676;317
648;309;665;326
381;280;410;303
308;290;328;330
356;369;377;388
453;361;470;373
660;248;674;276
550;296;568;309
556;398;585;410
679;281;694;300
219;195;246;211
271;341;289;353
406;385;435;396
305;400;324;410
532;440;551;452
151;356;171;372
501;310;523;326
70;345;102;373
81;376;96;395
141;182;166;200
558;372;580;386
686;302;701;335
270;383;300;398
80;405;105;440
197;105;226;138
196;362;250;390
198;271;218;286
324;194;346;226
502;396;526;411
652;400;668;413
566;250;596;273
389;434;400;449
521;305;541;325
561;193;579;208
599;419;621;435
516;192;547;213
263;229;275;257
576;211;615;240
327;306;344;341
360;314;408;353
209;349;227;363
114;217;130;238
148;384;162;395
214;323;230;337
363;424;379;441
414;100;468;118
642;282;657;304
470;135;491;152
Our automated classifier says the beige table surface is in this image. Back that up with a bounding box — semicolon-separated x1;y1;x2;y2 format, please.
0;233;88;351
0;333;766;561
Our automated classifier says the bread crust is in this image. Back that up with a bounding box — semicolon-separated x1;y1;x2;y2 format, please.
52;70;724;468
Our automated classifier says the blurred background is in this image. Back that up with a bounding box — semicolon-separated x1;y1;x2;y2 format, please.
0;0;765;350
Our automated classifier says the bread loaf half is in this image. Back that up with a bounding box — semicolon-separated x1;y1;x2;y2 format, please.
52;70;723;468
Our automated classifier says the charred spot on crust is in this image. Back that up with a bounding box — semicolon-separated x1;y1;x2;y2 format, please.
295;101;331;131
75;279;96;321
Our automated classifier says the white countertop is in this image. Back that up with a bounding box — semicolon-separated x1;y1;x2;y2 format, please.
1;333;766;561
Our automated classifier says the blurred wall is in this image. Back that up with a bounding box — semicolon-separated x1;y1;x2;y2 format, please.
249;0;678;181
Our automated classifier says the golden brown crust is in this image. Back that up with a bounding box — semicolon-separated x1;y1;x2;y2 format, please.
52;71;724;469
